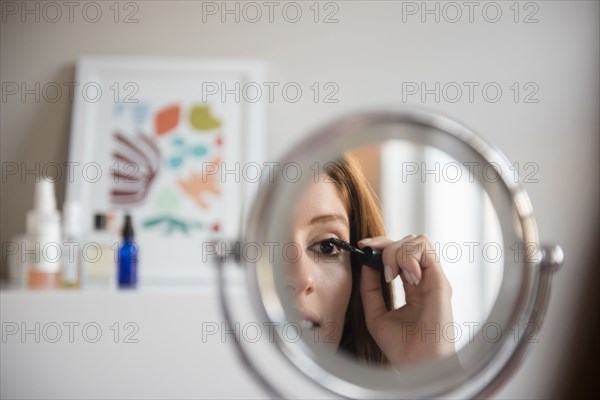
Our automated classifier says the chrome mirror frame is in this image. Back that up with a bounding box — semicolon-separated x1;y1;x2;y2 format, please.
215;108;563;399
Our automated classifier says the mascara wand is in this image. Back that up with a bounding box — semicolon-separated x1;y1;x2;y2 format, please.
325;238;384;272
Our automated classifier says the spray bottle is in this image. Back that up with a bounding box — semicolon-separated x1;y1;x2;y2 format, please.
27;181;62;289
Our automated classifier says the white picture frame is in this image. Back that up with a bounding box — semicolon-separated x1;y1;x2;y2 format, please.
66;56;266;285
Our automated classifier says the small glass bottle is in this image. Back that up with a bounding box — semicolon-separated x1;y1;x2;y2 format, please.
83;213;117;289
118;214;138;289
60;201;82;289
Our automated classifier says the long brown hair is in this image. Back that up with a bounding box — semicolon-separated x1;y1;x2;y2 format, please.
324;155;394;365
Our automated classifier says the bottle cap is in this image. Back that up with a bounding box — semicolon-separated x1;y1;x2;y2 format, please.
28;180;61;239
123;214;135;240
94;213;107;230
34;181;57;213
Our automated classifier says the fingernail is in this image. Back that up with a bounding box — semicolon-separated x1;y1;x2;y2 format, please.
408;272;420;286
359;238;371;245
384;265;393;283
403;270;414;285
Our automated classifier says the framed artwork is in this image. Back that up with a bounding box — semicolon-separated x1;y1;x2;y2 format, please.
66;57;266;284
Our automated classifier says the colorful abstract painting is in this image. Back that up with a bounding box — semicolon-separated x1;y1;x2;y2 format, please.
110;103;223;236
66;57;265;282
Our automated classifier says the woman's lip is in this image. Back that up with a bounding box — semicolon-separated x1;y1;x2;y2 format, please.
298;308;321;327
300;320;320;330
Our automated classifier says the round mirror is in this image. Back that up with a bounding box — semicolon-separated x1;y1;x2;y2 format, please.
218;108;563;399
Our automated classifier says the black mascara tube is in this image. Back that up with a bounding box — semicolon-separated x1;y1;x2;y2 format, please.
327;238;384;272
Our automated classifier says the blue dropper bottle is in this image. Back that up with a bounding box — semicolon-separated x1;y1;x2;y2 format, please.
118;214;138;288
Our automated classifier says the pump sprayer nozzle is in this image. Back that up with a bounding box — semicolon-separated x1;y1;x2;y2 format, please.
34;180;57;213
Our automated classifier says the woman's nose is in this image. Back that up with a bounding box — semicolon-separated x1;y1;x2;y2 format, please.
287;257;316;295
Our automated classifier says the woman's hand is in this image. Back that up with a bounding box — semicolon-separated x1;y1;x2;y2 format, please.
358;234;455;366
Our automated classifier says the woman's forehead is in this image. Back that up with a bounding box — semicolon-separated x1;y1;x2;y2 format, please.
293;179;349;227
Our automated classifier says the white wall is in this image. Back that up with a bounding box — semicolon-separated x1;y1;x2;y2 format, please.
1;1;598;398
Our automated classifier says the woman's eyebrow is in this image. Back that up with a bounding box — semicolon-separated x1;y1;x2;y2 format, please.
309;214;349;228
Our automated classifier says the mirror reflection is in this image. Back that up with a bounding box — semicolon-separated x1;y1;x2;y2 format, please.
282;140;503;368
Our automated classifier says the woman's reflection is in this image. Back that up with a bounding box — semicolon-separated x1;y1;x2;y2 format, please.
289;154;455;366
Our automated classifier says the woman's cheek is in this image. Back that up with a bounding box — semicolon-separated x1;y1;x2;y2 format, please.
317;260;352;305
317;259;344;283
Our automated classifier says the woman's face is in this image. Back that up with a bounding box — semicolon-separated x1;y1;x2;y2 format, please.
289;175;353;346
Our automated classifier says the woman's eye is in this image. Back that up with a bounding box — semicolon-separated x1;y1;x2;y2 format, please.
319;241;336;254
311;239;341;257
